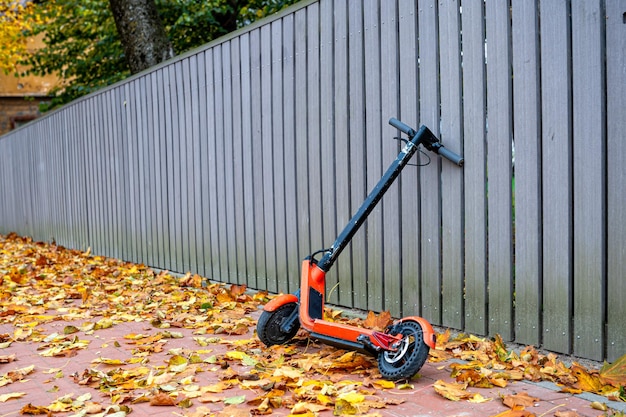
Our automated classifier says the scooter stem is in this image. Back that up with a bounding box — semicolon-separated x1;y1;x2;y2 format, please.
315;124;437;272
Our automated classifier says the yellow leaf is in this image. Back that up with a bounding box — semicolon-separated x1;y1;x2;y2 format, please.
372;379;395;389
433;380;473;401
599;352;626;386
337;391;365;404
0;392;26;402
590;401;608;411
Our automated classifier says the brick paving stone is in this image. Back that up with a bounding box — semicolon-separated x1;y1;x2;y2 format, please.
0;309;621;417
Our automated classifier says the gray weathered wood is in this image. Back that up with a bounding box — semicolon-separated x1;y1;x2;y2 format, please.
239;36;257;286
249;29;265;289
281;14;300;293
272;20;289;292
221;43;238;284
380;0;402;317
348;0;367;311
540;0;573;354
294;8;311;290
438;0;464;329
320;0;338;305
230;38;247;285
398;0;421;318
511;0;542;347
462;0;488;336
606;0;626;363
333;0;353;307
418;0;442;325
485;0;514;341
571;0;605;361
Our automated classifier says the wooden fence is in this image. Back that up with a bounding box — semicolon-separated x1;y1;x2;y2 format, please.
1;0;624;363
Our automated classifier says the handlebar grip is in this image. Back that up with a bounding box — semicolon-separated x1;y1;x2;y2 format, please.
437;146;464;167
389;118;416;136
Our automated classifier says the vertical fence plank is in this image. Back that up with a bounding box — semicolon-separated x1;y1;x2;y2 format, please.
606;0;626;362
239;37;257;286
333;0;353;307
462;0;488;336
485;0;514;340
250;30;265;288
272;20;288;292
186;56;200;274
136;76;150;266
571;0;606;361
320;0;338;304
348;0;367;310
363;0;383;312
204;50;220;281
307;3;324;268
190;56;202;275
155;69;170;270
92;96;106;255
230;38;247;285
125;82;140;263
213;46;231;281
165;66;179;272
418;0;442;325
145;73;157;267
439;0;464;329
282;14;300;293
178;61;192;273
221;44;238;284
115;87;129;260
196;55;209;277
540;0;573;354
191;56;205;277
511;0;542;346
261;26;277;291
380;0;402;317
295;8;311;284
398;0;421;317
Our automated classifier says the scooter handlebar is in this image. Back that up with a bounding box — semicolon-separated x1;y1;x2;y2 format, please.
389;118;416;136
389;117;464;167
437;145;464;167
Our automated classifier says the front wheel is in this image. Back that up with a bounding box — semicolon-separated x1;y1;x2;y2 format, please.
377;320;430;381
257;303;300;346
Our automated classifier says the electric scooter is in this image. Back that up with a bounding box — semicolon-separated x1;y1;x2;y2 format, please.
257;118;464;381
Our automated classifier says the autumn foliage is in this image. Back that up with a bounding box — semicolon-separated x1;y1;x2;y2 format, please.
0;232;625;416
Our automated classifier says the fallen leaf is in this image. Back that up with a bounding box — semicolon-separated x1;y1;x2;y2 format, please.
599;352;626;386
554;411;583;417
502;392;539;409
0;391;26;402
149;392;177;406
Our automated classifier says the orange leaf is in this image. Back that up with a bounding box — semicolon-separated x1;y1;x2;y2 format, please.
489;407;536;417
363;310;392;331
571;364;603;392
502;392;539;409
149;392;177;406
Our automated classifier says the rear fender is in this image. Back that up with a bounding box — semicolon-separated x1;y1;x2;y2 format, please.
263;294;299;312
398;316;437;349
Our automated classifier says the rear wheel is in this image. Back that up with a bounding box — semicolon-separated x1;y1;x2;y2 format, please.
257;303;300;346
377;321;429;380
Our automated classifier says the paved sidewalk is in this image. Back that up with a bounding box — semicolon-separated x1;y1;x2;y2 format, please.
1;305;623;417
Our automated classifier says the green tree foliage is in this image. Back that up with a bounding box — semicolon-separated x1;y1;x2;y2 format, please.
20;0;301;111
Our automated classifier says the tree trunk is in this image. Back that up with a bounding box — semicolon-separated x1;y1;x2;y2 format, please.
108;0;174;74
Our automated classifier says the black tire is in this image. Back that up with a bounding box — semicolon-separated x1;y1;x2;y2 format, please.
377;320;430;381
257;303;300;346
